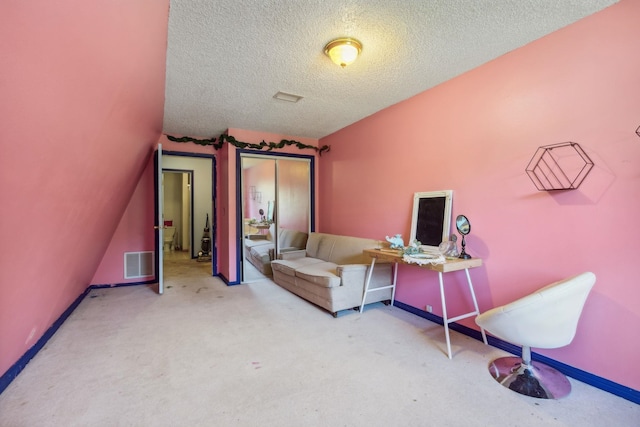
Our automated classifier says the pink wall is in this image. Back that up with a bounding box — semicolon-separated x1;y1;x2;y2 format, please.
0;0;168;377
217;141;234;282
318;0;640;391
92;135;217;285
90;158;156;284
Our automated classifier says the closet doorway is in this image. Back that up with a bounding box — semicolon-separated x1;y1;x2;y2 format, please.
239;152;314;283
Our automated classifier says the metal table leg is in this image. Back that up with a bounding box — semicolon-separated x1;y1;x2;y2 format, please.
438;271;452;359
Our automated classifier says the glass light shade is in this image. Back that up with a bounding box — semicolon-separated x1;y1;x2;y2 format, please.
324;38;362;68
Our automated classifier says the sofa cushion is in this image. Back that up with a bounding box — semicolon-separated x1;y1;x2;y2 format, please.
244;237;272;250
279;228;308;249
305;233;375;264
250;245;272;263
271;257;325;276
294;262;341;288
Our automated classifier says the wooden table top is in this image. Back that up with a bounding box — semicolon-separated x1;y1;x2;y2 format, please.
363;248;482;273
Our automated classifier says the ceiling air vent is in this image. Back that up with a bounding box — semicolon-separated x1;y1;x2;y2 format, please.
273;91;303;103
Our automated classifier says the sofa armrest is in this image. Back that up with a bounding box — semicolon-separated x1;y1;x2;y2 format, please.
336;264;368;273
337;263;392;289
336;264;369;289
277;249;306;260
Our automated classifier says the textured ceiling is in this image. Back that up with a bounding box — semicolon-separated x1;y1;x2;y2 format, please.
163;0;618;140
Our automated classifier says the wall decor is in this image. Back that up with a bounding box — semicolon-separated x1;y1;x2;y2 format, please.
409;190;453;252
525;142;594;191
166;134;331;155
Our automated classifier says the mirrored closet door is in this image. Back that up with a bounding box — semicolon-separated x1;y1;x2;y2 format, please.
240;153;312;283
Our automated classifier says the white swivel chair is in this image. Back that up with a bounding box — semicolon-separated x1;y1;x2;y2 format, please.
475;272;596;399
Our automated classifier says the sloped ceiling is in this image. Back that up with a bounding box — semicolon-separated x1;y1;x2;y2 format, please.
163;0;618;140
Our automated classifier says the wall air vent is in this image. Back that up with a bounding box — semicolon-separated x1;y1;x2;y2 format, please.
124;251;154;279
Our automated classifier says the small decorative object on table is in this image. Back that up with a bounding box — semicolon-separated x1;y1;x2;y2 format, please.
402;239;445;265
403;239;422;255
385;234;404;249
439;235;459;258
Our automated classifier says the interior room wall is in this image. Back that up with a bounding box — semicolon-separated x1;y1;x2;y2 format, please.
181;174;191;251
163;172;183;248
90;159;155;284
318;0;639;391
0;0;168;378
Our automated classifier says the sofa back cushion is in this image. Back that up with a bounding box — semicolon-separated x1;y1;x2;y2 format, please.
265;224;276;240
305;233;377;264
278;228;308;249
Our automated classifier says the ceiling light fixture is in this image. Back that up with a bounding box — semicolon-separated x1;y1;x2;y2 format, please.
324;37;362;68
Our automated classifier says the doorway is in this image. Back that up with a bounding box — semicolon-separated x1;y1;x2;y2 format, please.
161;152;215;278
239;152;314;283
162;170;192;256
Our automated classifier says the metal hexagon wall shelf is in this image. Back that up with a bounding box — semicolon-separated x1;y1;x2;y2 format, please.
525;142;594;191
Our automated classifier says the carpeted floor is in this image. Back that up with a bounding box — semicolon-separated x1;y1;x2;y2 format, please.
0;254;637;426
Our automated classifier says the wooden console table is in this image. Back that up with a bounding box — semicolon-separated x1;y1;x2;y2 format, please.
361;248;488;359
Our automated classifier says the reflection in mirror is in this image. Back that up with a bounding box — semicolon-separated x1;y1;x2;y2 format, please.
267;201;274;222
456;214;472;259
276;158;310;241
456;215;470;235
241;156;276;282
240;154;312;283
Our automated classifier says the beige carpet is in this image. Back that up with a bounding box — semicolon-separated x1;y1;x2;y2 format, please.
0;255;637;426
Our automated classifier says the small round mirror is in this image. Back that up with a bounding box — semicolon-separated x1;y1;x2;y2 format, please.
456;215;471;235
455;215;472;259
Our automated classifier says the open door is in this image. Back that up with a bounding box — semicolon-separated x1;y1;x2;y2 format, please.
154;144;164;294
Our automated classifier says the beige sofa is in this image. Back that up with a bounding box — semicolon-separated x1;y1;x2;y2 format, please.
244;226;308;275
270;232;393;317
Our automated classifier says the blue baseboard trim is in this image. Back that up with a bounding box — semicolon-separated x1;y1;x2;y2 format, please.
91;279;156;289
4;288;637;404
218;273;241;286
0;280;156;396
0;286;91;395
393;301;639;404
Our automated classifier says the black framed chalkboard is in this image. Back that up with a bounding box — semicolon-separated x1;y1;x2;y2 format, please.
409;191;453;250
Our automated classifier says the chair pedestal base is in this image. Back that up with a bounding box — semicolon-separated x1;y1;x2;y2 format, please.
488;357;571;399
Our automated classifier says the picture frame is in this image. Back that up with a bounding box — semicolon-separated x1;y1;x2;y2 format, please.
409;190;453;251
